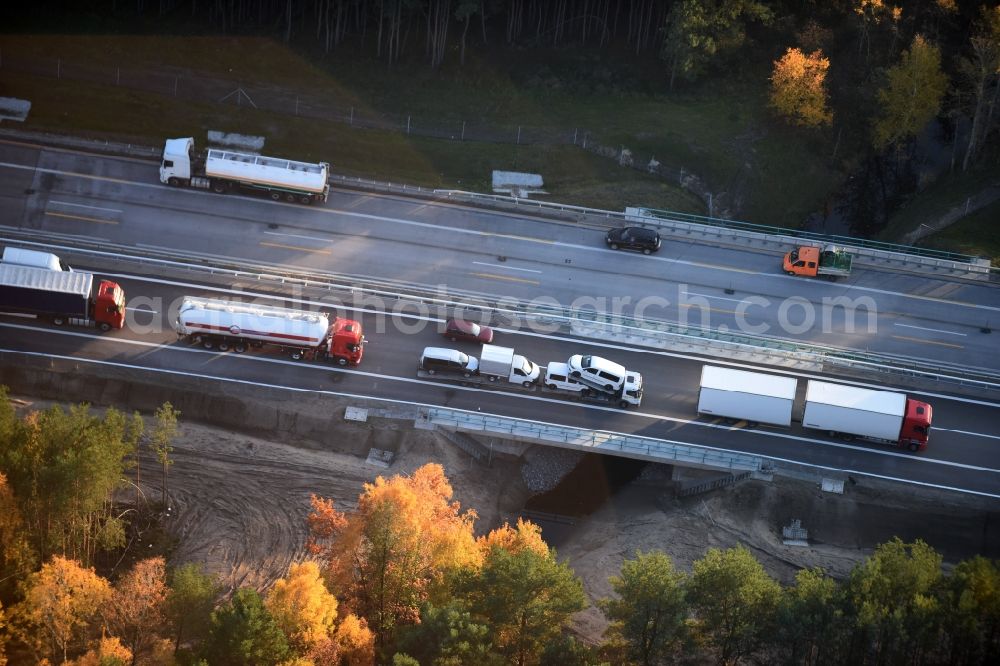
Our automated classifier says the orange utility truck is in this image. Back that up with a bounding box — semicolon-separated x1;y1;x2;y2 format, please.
783;245;853;280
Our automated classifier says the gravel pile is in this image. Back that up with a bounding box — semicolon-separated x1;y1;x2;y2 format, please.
521;447;584;492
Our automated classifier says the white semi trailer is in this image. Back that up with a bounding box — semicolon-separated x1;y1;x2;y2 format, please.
159;138;330;204
802;381;931;450
697;365;797;427
696;365;933;451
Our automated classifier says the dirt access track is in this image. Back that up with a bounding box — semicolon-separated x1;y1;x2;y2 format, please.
3;355;998;641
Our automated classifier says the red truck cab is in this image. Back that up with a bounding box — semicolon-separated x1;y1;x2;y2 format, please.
94;280;126;331
327;318;365;365
900;399;932;451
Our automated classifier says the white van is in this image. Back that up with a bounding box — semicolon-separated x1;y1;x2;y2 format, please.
2;247;71;272
566;354;627;392
543;362;588;393
420;347;479;377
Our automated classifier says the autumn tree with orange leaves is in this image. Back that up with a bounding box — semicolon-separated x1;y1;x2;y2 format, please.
476;517;549;558
10;555;112;663
106;557;168;665
307;463;479;652
267;560;338;653
453;524;587;666
265;558;372;663
0;600;7;666
769;47;833;128
68;635;133;666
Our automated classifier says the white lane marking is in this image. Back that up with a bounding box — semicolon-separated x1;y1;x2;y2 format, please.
682;290;746;304
471;261;542;274
2;322;999;473
936;428;1000;441
893;323;968;337
77;271;1000;407
49;200;123;213
262;230;333;243
2;345;998;498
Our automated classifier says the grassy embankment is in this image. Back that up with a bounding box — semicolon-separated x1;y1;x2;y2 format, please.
880;167;1000;264
0;33;840;224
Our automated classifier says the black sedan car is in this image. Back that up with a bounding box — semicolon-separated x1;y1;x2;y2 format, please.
605;226;661;254
443;318;494;344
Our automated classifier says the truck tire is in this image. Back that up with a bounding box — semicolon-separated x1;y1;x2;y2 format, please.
52;316;66;326
211;181;227;194
619;400;630;408
218;341;230;352
522;381;532;388
786;271;796;275
337;357;348;366
908;442;919;452
234;343;247;353
202;339;214;349
290;350;304;360
270;192;282;201
604;384;614;391
463;371;473;378
610;243;620;250
300;195;312;205
99;322;112;332
570;370;581;378
285;193;296;203
167;177;180;186
547;383;557;390
642;248;652;255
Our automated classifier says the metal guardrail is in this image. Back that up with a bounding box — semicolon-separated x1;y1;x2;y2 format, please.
4;230;999;393
425;407;766;472
636;207;978;264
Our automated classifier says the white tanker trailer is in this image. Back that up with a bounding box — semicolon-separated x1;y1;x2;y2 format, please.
174;296;364;365
159;138;330;204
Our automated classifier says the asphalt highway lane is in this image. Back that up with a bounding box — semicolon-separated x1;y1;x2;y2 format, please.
0;270;997;497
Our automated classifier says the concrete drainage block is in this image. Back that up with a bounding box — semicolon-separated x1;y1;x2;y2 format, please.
344;406;369;422
365;448;394;468
782;519;809;547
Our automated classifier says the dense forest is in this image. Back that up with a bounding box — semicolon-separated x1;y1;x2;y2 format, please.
1;391;999;665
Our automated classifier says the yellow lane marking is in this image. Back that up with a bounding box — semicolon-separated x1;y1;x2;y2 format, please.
259;241;332;255
681;303;736;315
890;334;964;350
483;232;554;244
44;211;118;225
471;272;541;285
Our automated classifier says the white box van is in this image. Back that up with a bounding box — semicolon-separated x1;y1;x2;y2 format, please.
2;247;71;272
420;347;479;377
